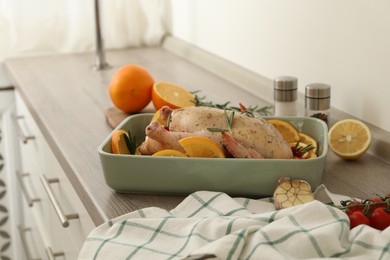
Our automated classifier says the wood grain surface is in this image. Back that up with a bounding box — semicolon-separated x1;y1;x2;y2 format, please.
4;46;390;226
4;48;271;225
105;107;130;129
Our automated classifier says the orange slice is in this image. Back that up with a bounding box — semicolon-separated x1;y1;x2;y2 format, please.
152;149;188;157
151;81;195;110
268;119;300;143
328;119;371;160
111;130;130;154
178;136;225;158
151;108;167;125
299;132;318;155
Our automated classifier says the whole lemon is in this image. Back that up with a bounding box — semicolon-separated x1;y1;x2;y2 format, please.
109;64;154;113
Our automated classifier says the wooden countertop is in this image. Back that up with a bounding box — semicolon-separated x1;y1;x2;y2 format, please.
5;45;390;226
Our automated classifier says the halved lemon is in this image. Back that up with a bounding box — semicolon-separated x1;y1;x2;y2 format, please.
151;81;195;110
111;130;130;154
178;136;225;158
268;119;300;143
328;119;371;160
152;149;188;157
299;132;318;155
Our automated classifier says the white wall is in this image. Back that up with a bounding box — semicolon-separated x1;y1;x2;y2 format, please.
164;0;390;132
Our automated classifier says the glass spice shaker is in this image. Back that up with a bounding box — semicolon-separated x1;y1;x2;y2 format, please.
273;76;298;117
305;83;331;124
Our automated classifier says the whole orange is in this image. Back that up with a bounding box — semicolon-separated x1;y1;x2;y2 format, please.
109;64;154;113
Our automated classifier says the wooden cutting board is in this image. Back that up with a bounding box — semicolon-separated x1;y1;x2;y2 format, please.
105;106;155;129
105;107;132;129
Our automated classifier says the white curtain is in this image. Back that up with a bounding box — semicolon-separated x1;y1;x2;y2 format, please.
0;0;166;60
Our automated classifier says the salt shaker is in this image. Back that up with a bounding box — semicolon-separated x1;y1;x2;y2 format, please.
305;83;331;124
273;76;298;116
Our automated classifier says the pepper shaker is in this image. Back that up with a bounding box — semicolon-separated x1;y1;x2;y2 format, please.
273;76;298;116
305;83;331;124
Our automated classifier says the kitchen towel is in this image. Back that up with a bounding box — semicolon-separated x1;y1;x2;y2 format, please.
78;185;390;259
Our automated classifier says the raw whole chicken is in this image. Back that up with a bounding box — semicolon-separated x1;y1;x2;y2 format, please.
138;106;293;159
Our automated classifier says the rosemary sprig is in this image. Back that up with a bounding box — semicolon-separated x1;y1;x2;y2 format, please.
230;104;273;117
296;143;316;154
192;91;272;116
207;109;235;133
192;91;231;109
165;113;171;129
225;110;235;132
291;142;316;158
123;130;138;155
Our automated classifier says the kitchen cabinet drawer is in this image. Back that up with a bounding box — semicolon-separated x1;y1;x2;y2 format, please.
19;197;79;260
14;90;95;258
14;91;55;244
18;224;46;260
19;201;47;260
43;144;95;251
14;92;45;173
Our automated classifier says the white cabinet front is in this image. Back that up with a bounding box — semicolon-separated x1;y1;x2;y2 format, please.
12;90;95;259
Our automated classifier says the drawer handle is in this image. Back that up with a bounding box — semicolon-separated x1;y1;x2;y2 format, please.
18;225;42;260
16;171;41;207
45;247;65;260
12;114;36;144
40;174;79;228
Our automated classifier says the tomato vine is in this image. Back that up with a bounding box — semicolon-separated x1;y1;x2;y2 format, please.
338;194;390;230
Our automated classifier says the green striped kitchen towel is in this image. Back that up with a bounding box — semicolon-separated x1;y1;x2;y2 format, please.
78;185;390;259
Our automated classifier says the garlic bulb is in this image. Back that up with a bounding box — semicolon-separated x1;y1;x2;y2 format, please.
273;177;314;209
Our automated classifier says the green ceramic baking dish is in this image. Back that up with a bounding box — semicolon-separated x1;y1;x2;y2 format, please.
98;114;328;197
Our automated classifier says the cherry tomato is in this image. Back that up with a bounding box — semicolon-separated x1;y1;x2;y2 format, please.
345;200;364;215
348;211;370;229
239;103;247;112
367;198;386;213
371;197;383;203
369;207;390;231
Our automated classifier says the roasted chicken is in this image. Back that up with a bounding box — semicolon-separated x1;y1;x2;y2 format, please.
138;106;293;159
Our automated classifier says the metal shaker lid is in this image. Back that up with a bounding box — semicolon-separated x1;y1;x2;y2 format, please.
273;76;297;102
305;83;331;98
